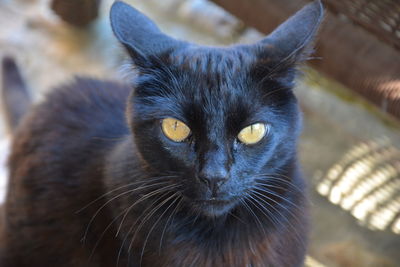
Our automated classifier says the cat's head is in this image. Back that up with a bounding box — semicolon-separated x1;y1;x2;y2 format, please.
110;1;323;217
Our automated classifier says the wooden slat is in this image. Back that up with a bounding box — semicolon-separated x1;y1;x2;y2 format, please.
51;0;100;27
211;0;400;120
323;0;400;51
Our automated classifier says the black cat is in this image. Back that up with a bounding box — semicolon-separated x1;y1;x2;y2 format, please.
0;1;323;266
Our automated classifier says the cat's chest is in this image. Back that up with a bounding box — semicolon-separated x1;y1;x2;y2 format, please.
138;235;276;267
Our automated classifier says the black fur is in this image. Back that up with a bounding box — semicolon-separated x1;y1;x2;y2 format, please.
0;1;323;266
1;57;31;132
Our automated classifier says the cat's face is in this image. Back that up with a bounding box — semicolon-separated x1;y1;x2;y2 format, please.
110;1;323;217
130;47;301;216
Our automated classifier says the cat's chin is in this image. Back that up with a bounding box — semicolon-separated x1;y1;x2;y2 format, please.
194;199;237;217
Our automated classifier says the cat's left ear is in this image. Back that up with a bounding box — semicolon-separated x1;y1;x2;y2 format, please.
252;0;324;71
110;1;186;67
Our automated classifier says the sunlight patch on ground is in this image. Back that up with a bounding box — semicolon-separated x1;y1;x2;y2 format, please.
317;137;400;234
305;255;326;267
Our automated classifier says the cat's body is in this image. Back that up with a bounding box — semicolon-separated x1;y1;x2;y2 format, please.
0;1;323;266
0;76;306;267
0;78;131;266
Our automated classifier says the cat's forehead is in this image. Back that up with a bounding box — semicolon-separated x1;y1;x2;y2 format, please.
169;49;248;90
168;47;254;78
163;48;264;129
164;47;260;103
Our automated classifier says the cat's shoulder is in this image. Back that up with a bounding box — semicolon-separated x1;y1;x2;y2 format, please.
19;76;130;133
43;76;131;116
9;76;131;170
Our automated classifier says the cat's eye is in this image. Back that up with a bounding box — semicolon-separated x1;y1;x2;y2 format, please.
237;123;267;145
161;118;191;142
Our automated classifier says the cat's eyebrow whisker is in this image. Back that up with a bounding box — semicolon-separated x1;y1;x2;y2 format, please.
261;87;289;100
152;58;184;94
82;181;172;243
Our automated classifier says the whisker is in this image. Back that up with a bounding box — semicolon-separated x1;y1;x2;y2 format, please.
115;184;179;237
251;192;305;246
139;193;180;266
254;184;299;209
82;181;171;243
76;175;177;213
129;189;179;250
240;198;266;235
246;195;280;228
252;190;298;219
117;191;170;267
89;205;130;260
191;209;201;226
159;197;183;254
228;211;246;225
254;174;303;192
127;190;177;265
256;183;291;192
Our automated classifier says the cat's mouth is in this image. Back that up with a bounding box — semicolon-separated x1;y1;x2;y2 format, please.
199;198;230;204
197;199;230;207
193;198;237;216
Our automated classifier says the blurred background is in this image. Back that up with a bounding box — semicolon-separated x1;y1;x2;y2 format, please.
0;0;399;266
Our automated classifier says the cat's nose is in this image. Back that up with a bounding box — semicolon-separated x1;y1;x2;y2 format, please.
198;168;228;195
198;145;230;195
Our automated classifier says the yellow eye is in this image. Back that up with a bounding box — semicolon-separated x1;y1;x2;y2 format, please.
238;123;267;145
161;118;191;142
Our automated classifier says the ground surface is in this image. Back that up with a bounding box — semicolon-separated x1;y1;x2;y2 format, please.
0;0;399;266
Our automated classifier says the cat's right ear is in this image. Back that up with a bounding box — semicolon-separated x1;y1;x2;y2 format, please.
249;0;324;81
110;1;185;67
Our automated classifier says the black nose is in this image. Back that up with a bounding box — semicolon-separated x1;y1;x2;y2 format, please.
198;168;228;195
198;145;230;196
